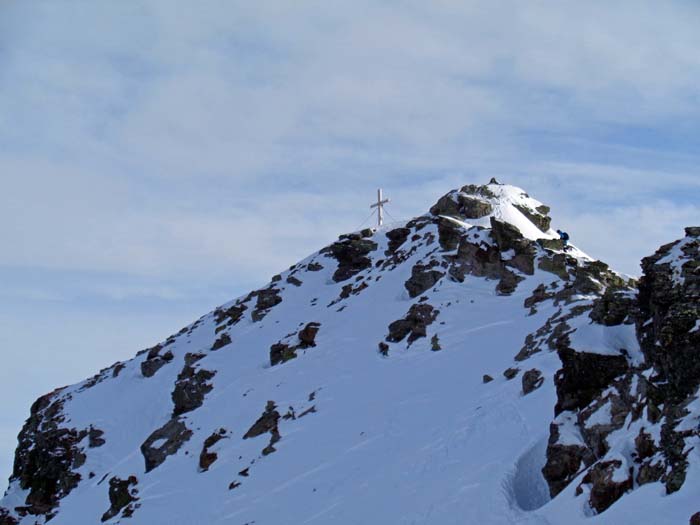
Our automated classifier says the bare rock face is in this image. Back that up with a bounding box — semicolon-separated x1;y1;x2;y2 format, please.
385;227;411;253
9;391;87;519
199;429;227;472
211;333;232;351
405;261;445;298
243;401;281;456
101;476;139;522
298;322;321;347
325;234;378;282
270;322;322;366
386;304;439;345
213;303;248;331
172;354;216;417
576;460;632;514
140;345;175;378
0;508;18;525
553;347;629;415
140;419;193;473
522;369;544;395
514;203;551;232
251;287;283;322
429;190;493;219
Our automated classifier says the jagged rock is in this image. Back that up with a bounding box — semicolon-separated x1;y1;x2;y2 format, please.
251;288;283;322
538;253;570;280
524;284;554;310
460;184;497;199
141;348;174;378
436;216;462;251
537;238;565;251
101;475;138;522
386;304;439;345
299;322;321;347
489;217;524;253
522;369;544;395
9;392;86;517
554;347;629;414
460;196;493;219
325;237;378;282
542;421;596;498
590;288;637;326
482;374;494;383
503;367;519;380
141;419;193;472
199;429;227;472
0;508;18;525
430;334;441;351
244;401;282;456
213;303;247;327
691;512;700;525
405;261;445;298
514;203;551;232
286;275;302;287
88;426;106;448
450;236;502;281
385;227;411;253
378;342;389;356
429;193;461;216
211;333;232;351
577;459;632;514
172;357;216;417
270;342;297;366
307;261;324;271
496;270;524;296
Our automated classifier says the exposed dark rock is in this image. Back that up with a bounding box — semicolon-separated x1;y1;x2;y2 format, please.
496;270;524;296
211;333;232;351
325;237;378;282
482;374;494;384
542;421;596;498
199;429;227;472
503;367;519;380
430;334;441;352
88;426;106;448
141;418;193;472
577;460;632;514
385;227;411;253
522;369;544;395
514;203;551;232
213;303;248;328
307;262;324;271
10;391;87;518
172;357;216;417
590;288;637;326
405;261;445;298
691;512;700;525
436;216;463;251
524;284;555;311
386;304;439;345
537;238;565;251
460;184;497;199
101;475;138;522
298;322;321;348
460;197;493;219
554;348;629;415
0;508;18;525
286;276;303;287
244;401;282;456
270;342;297;366
429;193;461;216
141;348;174;378
538;253;570;280
378;342;389;356
251;287;283;322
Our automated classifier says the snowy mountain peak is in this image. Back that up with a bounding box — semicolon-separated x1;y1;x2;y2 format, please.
1;184;698;525
428;179;557;242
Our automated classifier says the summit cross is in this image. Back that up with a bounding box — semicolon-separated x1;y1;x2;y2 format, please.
370;188;390;228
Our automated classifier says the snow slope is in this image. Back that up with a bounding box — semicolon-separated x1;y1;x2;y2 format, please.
2;182;699;525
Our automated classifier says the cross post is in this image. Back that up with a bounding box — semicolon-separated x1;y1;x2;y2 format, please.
370;188;390;227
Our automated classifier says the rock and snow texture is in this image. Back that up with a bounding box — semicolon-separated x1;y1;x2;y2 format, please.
1;182;698;525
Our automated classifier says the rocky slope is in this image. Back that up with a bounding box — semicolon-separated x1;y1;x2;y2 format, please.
1;181;698;525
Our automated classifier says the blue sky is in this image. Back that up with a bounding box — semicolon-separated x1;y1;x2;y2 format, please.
1;0;700;486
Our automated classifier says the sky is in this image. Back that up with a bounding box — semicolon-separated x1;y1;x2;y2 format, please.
1;0;699;489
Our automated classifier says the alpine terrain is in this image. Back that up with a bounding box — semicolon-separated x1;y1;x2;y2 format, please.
2;180;699;525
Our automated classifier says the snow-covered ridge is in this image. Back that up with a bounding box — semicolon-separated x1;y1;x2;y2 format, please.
1;182;698;525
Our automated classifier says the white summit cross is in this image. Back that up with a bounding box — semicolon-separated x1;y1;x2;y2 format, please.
370;188;390;227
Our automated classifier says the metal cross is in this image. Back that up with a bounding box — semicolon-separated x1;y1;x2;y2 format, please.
370;188;390;227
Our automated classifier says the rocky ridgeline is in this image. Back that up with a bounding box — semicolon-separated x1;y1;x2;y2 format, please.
1;180;698;524
542;227;700;514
